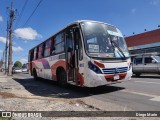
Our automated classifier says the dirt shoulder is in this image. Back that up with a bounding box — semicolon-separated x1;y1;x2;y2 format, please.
0;72;98;112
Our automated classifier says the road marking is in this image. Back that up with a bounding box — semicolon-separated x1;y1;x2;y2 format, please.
134;81;160;85
122;89;160;102
150;96;160;102
122;89;156;97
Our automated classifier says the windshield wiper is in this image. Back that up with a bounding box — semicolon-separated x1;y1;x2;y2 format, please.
110;39;126;60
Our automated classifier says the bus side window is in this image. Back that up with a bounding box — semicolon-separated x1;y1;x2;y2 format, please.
51;37;56;55
50;37;54;55
29;50;34;62
42;43;45;57
44;40;51;57
54;33;64;54
38;44;44;59
34;48;37;60
36;47;39;59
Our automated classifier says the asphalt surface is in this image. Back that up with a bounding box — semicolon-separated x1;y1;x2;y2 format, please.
13;72;160;111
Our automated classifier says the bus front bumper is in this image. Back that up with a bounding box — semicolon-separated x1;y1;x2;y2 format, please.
84;69;132;87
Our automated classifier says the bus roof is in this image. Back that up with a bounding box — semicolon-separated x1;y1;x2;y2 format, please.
75;20;113;26
29;20;116;52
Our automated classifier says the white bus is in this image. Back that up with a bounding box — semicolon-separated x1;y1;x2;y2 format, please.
28;20;132;87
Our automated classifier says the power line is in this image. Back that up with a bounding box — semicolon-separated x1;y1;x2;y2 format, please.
23;0;43;27
14;0;28;28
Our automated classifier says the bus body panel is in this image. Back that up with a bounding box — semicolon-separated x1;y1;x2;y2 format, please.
30;54;132;87
31;54;66;81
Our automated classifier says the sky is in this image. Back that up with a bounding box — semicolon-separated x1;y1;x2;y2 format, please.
0;0;160;64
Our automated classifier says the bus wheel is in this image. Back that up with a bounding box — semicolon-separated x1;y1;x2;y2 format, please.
57;69;68;87
33;69;39;81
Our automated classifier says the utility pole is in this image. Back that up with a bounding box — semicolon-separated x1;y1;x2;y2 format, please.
2;50;5;68
5;20;9;74
8;1;16;76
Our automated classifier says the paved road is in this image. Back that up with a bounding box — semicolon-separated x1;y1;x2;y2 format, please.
13;72;160;111
93;75;160;111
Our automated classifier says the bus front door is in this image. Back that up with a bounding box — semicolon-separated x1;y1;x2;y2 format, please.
65;28;80;85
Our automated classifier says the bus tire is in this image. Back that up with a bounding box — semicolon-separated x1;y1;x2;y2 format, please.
33;69;39;81
57;68;68;87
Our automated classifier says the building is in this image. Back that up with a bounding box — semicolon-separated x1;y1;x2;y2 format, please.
125;29;160;56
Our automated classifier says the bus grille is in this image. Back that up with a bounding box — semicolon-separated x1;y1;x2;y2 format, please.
102;67;128;74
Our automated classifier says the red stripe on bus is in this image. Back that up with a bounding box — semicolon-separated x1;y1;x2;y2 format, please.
51;60;66;81
79;73;84;86
32;62;39;69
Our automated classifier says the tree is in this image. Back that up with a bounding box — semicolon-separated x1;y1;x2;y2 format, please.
14;61;22;68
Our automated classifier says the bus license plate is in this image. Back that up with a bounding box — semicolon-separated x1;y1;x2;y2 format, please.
114;75;119;80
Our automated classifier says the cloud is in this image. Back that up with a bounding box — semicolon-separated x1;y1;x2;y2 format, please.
20;58;28;64
150;0;160;6
0;15;3;21
12;46;23;52
131;8;136;14
0;37;7;43
14;27;42;40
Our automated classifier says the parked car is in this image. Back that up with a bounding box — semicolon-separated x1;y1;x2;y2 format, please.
132;55;160;76
12;67;22;73
22;67;28;72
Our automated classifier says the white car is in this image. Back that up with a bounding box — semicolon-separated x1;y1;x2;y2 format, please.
13;67;22;73
22;68;28;72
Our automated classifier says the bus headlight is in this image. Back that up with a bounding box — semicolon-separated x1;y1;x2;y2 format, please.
88;61;102;74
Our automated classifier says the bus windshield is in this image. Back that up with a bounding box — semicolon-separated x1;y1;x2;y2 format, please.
81;21;129;59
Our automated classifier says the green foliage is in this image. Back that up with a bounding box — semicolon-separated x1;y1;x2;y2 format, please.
14;61;22;68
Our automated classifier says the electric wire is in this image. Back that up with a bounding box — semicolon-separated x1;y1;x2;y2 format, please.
14;0;28;28
22;0;43;27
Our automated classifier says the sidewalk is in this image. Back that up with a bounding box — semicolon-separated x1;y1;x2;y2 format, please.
0;72;101;112
0;72;9;82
